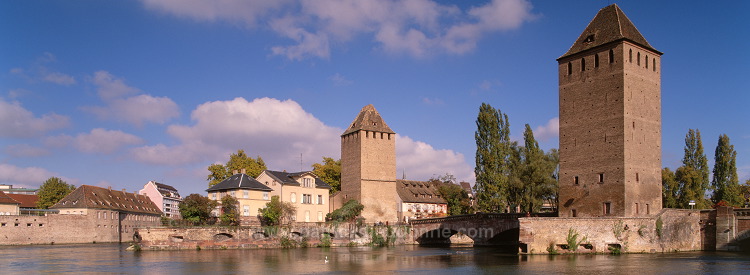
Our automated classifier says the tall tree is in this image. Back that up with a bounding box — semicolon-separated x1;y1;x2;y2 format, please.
662;168;680;208
207;149;267;187
219;195;240;226
517;124;558;213
682;129;710;192
711;134;742;206
312;157;341;195
675;129;710;208
474;103;511;213
179;194;217;225
436;182;472;216
36;177;75;209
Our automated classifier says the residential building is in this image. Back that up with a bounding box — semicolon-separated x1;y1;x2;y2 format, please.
206;171;273;225
397;180;447;221
5;193;39;214
557;4;662;217
0;184;37;195
0;191;20;215
256;170;331;222
139;181;183;219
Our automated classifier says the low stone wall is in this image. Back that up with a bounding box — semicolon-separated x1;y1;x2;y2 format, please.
519;209;701;254
137;224;415;250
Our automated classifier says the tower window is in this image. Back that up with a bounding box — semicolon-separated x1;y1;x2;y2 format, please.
636;172;640;182
646;204;650;214
637;52;641;66
595;53;599;67
636;203;639;214
574;176;579;185
598;173;604;183
581;58;585;71
609;49;614;63
567;62;572;75
584;34;595;42
629;49;632;62
572;209;577;217
603;202;611;215
653;58;656;71
645;55;649;68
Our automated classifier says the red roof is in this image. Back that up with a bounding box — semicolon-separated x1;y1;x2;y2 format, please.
6;193;38;208
0;191;20;205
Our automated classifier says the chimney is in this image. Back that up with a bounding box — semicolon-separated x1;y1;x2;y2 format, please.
108;186;112;191
233;169;238;175
241;168;246;174
122;189;126;193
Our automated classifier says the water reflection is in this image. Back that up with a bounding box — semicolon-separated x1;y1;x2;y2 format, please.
1;244;749;274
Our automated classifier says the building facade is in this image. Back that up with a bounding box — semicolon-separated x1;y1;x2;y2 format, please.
206;172;273;225
557;4;662;217
397;180;447;221
340;104;400;223
256;170;331;222
139;181;183;219
0;191;20;215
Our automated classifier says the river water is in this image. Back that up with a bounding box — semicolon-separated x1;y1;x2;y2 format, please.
1;243;749;274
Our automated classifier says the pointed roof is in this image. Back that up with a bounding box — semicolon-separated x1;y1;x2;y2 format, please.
261;170;331;189
342;104;395;136
0;191;20;205
206;173;273;192
559;4;661;60
51;185;162;215
6;193;38;208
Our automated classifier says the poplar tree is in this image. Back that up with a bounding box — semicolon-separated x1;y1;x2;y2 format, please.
711;134;742;206
474;103;511;213
662;168;679;208
676;129;710;208
517;124;558;213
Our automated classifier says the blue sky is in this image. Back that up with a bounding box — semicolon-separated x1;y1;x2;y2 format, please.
1;0;748;197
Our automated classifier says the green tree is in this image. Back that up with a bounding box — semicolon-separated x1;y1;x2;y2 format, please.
711;134;742;206
219;195;240;226
474;103;514;213
36;177;75;209
312;157;341;195
516;124;558;213
258;196;296;226
436;182;472;216
326;199;364;222
207;149;267;187
675;166;711;209
682;129;710;192
662;167;680;208
179;194;217;225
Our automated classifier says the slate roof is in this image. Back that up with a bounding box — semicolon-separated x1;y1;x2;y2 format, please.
206;173;273;192
51;185;162;215
0;191;20;205
154;182;181;198
262;170;331;189
6;193;37;208
459;182;473;194
397;180;447;204
559;4;661;60
342;104;395;136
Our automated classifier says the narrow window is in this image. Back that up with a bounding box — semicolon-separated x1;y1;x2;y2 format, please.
653;58;656;71
574;176;579;185
636;173;640;182
637;52;641;66
567;62;572;75
629;49;632;62
572;209;577;217
646;204;650;214
581;58;586;71
645;55;649;68
604;202;611;215
636;203;639;214
609;49;614;63
595;53;599;67
598;173;604;183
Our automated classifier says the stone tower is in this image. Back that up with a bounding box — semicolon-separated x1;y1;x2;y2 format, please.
340;104;399;223
558;4;662;217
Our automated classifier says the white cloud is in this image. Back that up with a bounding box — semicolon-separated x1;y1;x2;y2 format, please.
10;52;76;86
0;98;70;138
329;73;353;86
421;97;444;105
4;144;50;157
396;135;474;183
42;72;76;86
47;128;144;154
0;164;73;188
534;117;559;142
84;71;179;127
141;0;537;60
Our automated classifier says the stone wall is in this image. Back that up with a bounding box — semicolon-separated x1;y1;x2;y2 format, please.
519;209;700;254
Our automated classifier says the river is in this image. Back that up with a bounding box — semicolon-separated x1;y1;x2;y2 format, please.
1;243;749;274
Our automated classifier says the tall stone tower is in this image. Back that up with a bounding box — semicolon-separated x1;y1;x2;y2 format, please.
340;104;399;223
558;4;662;217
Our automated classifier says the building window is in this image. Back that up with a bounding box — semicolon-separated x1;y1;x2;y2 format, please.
635;203;639;214
603;202;611;215
305;210;310;222
243;205;250;216
243;190;249;199
636;173;640;182
303;178;313;188
581;57;585;71
230;190;236;197
263;192;269;200
598;173;604;183
645;55;649;68
609;49;614;63
302;194;312;204
595;53;599;67
211;193;216;200
629;49;632;62
318;211;323;222
572;209;577;217
637;52;641;66
318;195;323;205
574;176;579;185
567;62;572;75
291;192;297;203
653;58;656;71
646;204;650;214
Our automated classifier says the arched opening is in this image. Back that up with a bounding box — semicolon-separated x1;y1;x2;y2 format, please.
484;228;521;253
213;233;233;242
417;228;458;246
252;232;268;239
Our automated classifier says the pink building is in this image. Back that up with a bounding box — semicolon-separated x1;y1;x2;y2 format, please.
139;181;182;219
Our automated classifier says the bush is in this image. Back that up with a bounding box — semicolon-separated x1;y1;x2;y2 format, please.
319;234;332;248
327;200;364;223
566;228;586;252
280;236;298;249
259;196;297;226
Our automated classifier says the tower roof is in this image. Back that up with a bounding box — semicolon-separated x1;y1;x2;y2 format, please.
559;4;661;60
342;104;395;136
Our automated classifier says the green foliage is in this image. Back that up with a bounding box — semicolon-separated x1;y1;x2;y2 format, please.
662;168;680;208
279;236;298;249
36;177;75;209
319;234;332;248
435;181;472;216
474;103;512;213
711;134;742;206
219;195;240;226
565;228;586;251
516;124;559;213
367;226;395;247
258;196;296;226
656;217;663;238
326;199;364;222
547;243;559;255
312;157;341;195
179;194;217;225
612;220;625;241
608;245;622;255
207;149;267;187
638;225;647;237
672;129;711;209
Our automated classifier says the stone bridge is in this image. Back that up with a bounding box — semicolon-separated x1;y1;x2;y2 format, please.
410;213;556;247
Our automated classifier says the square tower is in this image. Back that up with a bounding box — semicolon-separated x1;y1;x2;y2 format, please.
558;4;662;217
340;104;399;223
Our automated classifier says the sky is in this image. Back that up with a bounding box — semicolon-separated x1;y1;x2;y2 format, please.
1;0;748;197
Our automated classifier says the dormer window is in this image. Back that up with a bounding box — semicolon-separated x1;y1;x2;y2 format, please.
583;34;595;43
